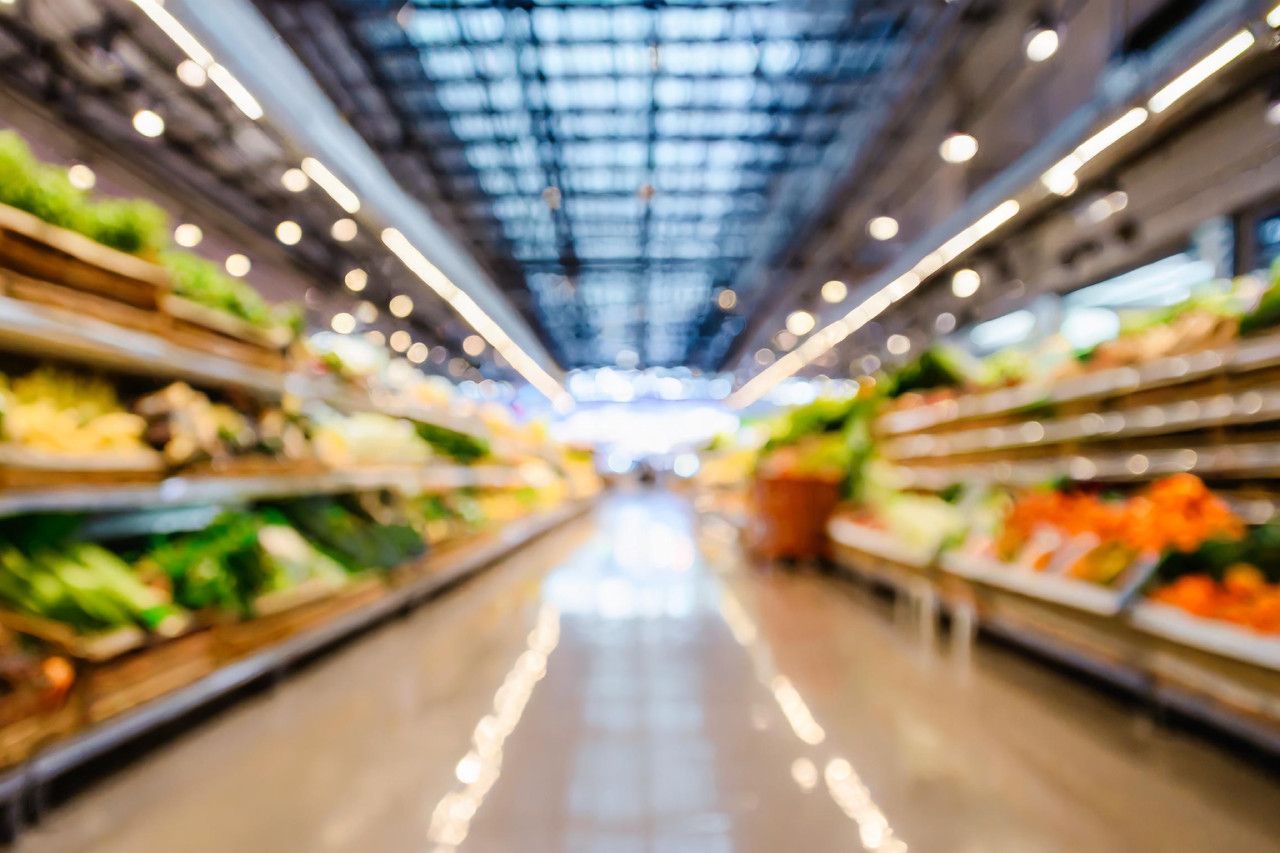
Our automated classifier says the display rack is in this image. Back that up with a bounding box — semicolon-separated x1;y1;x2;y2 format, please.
0;499;593;831
827;516;1280;754
0;294;489;443
0;464;530;518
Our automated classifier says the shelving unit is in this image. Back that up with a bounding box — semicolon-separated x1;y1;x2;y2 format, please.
0;499;593;827
827;516;1280;754
0;464;530;518
0;294;490;443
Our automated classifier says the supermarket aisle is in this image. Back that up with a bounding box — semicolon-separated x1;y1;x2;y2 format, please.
16;489;1280;853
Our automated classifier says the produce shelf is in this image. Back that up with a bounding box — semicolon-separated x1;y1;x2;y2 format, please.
826;523;1280;755
893;440;1280;490
876;332;1280;437
0;499;593;815
0;294;488;441
0;464;528;518
1130;602;1280;671
938;551;1152;617
883;385;1280;460
826;516;934;570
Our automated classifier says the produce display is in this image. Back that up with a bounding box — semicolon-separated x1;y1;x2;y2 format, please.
0;126;596;781
726;263;1280;752
0;367;150;456
0;131;167;257
162;251;300;337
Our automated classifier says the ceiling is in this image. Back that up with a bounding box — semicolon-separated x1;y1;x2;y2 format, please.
255;0;949;369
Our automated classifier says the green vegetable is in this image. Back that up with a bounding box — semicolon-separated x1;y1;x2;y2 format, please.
274;497;425;572
163;250;292;330
415;422;490;463
0;130;168;256
1240;259;1280;335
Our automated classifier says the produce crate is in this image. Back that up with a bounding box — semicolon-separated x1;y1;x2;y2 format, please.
0;271;170;337
0;201;167;309
77;630;216;724
0;696;80;769
159;294;292;351
0;444;166;490
0;610;147;662
212;578;385;663
746;473;842;561
163;319;288;373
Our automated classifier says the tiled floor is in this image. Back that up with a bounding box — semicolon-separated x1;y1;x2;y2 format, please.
16;489;1280;852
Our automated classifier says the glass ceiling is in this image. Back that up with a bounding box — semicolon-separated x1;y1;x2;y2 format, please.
299;0;930;367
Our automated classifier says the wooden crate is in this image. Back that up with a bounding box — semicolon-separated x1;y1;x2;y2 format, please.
164;318;288;372
1;272;170;337
0;444;165;490
0;610;147;662
0;202;167;308
213;579;386;663
160;295;291;351
0;698;80;769
77;630;216;724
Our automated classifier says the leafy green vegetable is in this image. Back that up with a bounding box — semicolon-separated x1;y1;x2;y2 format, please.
0;130;168;256
415;422;490;463
274;497;425;572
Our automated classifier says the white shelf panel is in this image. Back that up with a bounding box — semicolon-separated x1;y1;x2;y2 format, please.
827;516;934;569
939;551;1130;616
1131;602;1280;671
0;464;527;518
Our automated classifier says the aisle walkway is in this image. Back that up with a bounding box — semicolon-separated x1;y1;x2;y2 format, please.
17;489;1280;852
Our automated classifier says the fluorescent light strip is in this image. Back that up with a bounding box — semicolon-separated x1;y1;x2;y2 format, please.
301;157;362;214
129;0;213;66
382;228;567;403
1148;28;1255;114
207;64;263;120
728;200;1020;409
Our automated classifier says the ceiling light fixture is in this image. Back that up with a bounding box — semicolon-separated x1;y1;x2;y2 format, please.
331;218;358;242
66;163;96;191
886;334;911;356
224;253;251;277
132;109;165;138
389;331;412;352
821;280;848;303
275;220;302;245
1024;19;1060;63
389;294;414;318
1148;29;1255;114
173;223;203;247
754;348;775;366
951;268;981;298
716;288;737;311
281;168;309;193
867;216;899;241
344;268;368;292
355;300;378;324
939;130;978;163
207;63;263;120
175;59;207;88
331;312;355;334
128;0;212;67
786;310;816;336
463;334;487;357
1041;107;1147;195
407;342;428;364
301;157;361;213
